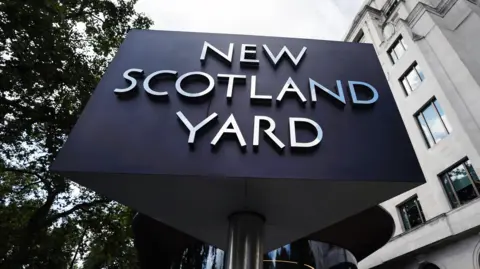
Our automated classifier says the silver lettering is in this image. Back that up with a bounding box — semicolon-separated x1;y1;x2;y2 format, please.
177;111;218;145
200;41;234;65
263;45;307;67
211;114;246;148
289;118;323;148
240;44;259;67
114;68;144;94
250;75;272;101
253;116;285;150
217;74;247;100
143;70;177;97
309;79;346;105
176;72;215;98
277;77;307;104
348;81;379;105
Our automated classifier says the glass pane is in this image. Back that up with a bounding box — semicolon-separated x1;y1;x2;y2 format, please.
389;50;398;63
417;114;435;147
415;199;425;222
441;174;459;208
400;208;411;230
465;160;479;181
398;206;411;231
400;199;424;230
465;160;480;193
393;42;405;60
402;78;412;95
400;38;408;50
406;67;422;91
358;34;365;43
415;65;425;81
423;103;449;143
434;100;452;133
448;164;478;205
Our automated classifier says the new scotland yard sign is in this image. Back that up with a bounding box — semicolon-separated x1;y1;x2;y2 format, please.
113;40;379;151
51;30;424;252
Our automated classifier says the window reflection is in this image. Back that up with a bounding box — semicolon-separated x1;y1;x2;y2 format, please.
398;196;425;231
433;100;452;132
441;174;460;208
417;114;434;147
402;79;413;95
388;36;407;64
440;159;480;208
406;68;422;91
415;65;425;80
415;99;451;148
400;63;424;95
448;164;477;205
423;103;448;143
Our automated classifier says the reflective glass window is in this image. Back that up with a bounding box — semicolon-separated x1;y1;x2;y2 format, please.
415;99;451;147
440;159;480;208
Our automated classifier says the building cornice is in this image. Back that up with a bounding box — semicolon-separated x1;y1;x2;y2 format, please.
344;0;478;42
343;6;382;41
406;0;478;27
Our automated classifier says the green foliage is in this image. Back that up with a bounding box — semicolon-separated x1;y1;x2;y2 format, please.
0;0;152;268
81;206;139;269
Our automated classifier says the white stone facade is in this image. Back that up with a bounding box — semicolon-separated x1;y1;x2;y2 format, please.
344;0;480;268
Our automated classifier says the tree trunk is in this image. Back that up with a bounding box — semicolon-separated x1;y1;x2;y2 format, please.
1;193;56;268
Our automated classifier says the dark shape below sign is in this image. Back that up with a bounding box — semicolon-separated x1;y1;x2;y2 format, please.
51;30;424;252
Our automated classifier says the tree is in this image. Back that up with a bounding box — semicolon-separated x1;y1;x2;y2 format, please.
0;0;152;267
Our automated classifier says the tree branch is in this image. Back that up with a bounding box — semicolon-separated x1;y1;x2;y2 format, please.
91;14;105;23
15;180;43;193
66;0;90;20
3;167;52;193
3;167;45;180
47;199;109;224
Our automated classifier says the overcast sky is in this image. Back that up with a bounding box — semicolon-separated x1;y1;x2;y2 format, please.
135;0;365;41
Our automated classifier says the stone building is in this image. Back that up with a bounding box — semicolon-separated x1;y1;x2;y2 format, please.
344;0;480;268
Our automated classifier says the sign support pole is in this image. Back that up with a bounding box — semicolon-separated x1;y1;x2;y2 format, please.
225;212;265;269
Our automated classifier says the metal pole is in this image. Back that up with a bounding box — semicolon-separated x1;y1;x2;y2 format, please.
225;212;265;269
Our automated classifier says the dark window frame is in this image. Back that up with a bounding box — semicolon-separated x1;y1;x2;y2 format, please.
413;96;452;148
397;195;426;231
383;0;402;19
354;31;365;43
399;62;425;95
414;97;451;148
439;158;480;209
387;35;407;64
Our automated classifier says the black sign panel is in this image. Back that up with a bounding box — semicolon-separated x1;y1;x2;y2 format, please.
52;30;424;251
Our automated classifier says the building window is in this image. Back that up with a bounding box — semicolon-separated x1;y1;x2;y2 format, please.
398;196;425;231
384;0;401;18
440;159;480;208
355;31;366;43
400;63;425;95
388;36;407;64
358;35;366;43
416;99;452;147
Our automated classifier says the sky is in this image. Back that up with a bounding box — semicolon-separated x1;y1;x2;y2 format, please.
135;0;365;41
